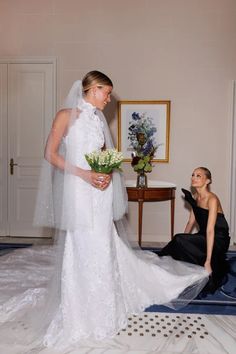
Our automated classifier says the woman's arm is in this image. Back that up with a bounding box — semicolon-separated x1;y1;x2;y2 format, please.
44;109;70;170
184;209;196;233
44;110;111;189
204;196;218;274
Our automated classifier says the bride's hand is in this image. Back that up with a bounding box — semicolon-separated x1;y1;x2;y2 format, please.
91;171;111;190
81;170;111;190
204;260;212;275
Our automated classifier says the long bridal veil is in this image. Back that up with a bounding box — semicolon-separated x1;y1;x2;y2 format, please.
0;80;209;353
0;80;130;350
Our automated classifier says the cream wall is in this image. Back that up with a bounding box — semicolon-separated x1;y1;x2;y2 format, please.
1;0;236;242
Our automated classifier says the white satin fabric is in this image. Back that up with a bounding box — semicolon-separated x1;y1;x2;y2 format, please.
0;100;208;353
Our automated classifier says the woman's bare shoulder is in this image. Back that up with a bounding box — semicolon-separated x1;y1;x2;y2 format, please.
208;192;219;202
52;109;73;126
208;192;223;212
51;108;81;135
55;108;81;121
55;108;72;118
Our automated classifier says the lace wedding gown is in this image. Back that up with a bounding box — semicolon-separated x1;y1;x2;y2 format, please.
0;101;208;353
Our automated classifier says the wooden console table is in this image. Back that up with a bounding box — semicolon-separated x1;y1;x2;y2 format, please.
126;180;176;246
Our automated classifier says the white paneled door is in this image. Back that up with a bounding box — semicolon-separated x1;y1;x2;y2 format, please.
0;64;8;236
0;61;55;237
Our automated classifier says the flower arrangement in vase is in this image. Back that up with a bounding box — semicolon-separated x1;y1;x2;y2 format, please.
128;112;158;188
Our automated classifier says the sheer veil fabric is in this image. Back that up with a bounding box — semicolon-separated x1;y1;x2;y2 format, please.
34;80;128;231
0;80;209;353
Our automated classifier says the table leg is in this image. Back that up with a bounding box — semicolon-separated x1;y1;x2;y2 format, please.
138;200;143;246
171;198;175;239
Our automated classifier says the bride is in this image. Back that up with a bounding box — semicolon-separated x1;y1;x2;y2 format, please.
0;70;209;352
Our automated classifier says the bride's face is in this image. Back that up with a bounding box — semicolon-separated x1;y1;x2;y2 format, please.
93;85;112;110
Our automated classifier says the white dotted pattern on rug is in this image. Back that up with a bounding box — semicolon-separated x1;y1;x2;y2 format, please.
118;313;209;339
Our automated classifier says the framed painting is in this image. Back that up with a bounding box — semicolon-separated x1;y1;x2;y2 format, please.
117;100;170;162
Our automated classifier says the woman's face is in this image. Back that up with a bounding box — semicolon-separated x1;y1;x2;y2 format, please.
191;168;209;188
93;85;112;110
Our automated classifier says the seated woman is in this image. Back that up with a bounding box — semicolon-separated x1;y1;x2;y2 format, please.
159;167;230;293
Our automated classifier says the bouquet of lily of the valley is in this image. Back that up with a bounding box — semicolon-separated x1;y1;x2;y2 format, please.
85;149;124;174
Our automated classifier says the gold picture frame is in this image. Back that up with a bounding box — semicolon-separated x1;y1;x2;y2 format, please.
117;100;171;162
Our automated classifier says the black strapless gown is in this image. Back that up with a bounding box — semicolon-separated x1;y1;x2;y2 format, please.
159;189;230;293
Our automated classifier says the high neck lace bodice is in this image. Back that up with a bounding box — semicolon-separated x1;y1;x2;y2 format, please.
78;98;97;116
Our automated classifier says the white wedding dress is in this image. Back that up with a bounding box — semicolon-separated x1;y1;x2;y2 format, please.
0;101;208;353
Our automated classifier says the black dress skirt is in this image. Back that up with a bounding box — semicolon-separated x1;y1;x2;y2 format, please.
159;189;230;293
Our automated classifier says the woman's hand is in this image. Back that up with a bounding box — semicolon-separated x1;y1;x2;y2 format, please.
204;260;212;275
80;170;111;190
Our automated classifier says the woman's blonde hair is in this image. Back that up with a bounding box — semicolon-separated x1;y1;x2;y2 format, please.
82;70;113;93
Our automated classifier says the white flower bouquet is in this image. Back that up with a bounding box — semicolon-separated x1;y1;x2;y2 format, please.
85;149;124;174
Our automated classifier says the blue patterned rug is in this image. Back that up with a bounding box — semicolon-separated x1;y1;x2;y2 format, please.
144;248;236;315
0;242;32;256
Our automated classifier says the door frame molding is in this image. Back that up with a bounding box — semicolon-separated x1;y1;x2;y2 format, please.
229;80;236;244
0;64;8;236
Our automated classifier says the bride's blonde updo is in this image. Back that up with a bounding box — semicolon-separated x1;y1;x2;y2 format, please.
82;70;113;94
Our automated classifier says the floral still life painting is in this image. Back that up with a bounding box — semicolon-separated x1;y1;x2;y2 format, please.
118;101;170;163
128;111;158;174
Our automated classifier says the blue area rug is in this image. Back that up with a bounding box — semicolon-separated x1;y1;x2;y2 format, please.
0;242;32;256
144;248;236;315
